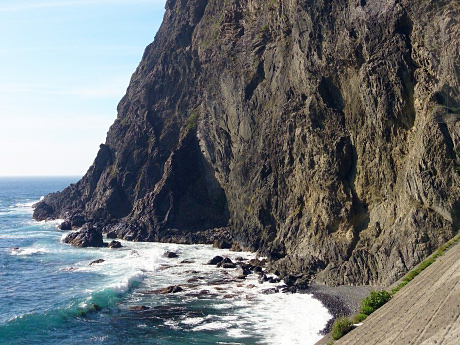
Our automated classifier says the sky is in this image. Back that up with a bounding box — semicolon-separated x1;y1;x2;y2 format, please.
0;0;166;176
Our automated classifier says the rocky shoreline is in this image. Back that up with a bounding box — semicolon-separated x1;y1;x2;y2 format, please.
60;224;373;340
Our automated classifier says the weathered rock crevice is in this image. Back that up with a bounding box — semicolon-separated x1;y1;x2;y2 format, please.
34;0;460;287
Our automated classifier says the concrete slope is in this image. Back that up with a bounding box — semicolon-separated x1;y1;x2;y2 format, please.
337;242;460;345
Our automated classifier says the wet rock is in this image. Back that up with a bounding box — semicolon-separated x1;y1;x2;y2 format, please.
267;277;281;284
231;243;242;252
213;240;232;249
216;257;234;268
281;286;297;293
221;262;237;269
258;274;268;284
108;240;122;248
63;226;104;247
249;259;267;267
164;251;179;258
261;288;279;295
236;264;252;276
129;305;150;311
59;221;72;231
284;274;309;289
181;259;194;263
207;256;224;265
105;231;117;239
32;201;54;221
161;285;183;294
89;259;105;266
253;266;263;274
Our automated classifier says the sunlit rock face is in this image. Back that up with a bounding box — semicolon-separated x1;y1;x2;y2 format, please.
34;0;460;286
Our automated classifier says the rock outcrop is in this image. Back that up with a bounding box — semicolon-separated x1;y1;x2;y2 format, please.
33;0;460;286
63;226;104;247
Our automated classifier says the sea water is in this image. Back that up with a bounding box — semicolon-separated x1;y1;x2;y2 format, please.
0;177;331;344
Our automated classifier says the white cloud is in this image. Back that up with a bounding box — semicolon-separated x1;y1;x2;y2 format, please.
0;0;164;12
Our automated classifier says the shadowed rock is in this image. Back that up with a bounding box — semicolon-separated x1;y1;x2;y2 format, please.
63;226;104;247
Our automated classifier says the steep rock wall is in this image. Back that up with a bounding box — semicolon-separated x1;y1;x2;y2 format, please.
34;0;460;286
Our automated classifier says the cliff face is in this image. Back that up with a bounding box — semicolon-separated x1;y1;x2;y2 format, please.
34;0;460;286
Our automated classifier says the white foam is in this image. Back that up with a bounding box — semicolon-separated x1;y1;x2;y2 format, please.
193;321;228;331
180;317;206;326
227;328;252;338
10;246;49;256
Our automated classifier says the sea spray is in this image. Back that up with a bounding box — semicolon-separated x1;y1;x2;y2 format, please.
0;177;332;345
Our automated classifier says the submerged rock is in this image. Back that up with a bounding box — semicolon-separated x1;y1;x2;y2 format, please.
89;259;105;266
129;305;151;311
108;240;122;248
164;251;179;258
161;285;183;294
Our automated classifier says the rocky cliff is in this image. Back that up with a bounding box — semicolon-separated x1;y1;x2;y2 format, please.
34;0;460;286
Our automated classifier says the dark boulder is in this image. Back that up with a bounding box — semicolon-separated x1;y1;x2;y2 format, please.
181;259;194;263
59;221;72;231
108;240;122;248
207;256;224;265
89;259;105;266
253;266;263;274
236;264;253;276
283;274;309;289
161;285;183;294
164;251;179;258
217;257;234;268
105;231;117;239
213;240;232;249
63;226;104;247
258;274;268;284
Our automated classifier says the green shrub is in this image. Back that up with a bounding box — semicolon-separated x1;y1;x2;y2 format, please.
360;290;392;315
353;313;368;323
332;317;353;340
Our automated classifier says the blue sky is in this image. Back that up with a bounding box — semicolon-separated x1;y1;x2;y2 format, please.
0;0;166;176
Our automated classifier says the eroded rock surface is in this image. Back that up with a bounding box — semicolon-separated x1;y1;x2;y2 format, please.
34;0;460;286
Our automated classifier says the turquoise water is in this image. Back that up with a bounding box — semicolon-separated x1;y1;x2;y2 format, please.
0;177;331;344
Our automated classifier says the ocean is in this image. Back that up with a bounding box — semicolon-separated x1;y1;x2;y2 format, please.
0;177;331;344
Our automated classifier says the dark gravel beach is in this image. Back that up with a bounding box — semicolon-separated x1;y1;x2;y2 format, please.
307;283;377;334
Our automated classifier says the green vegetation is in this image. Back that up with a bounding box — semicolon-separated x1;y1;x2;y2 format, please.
331;317;353;340
185;110;199;132
330;232;460;341
360;290;392;315
353;313;368;323
260;24;269;33
392;232;460;294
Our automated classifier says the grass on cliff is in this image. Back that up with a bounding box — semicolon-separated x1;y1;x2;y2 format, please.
392;232;460;294
331;317;353;340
